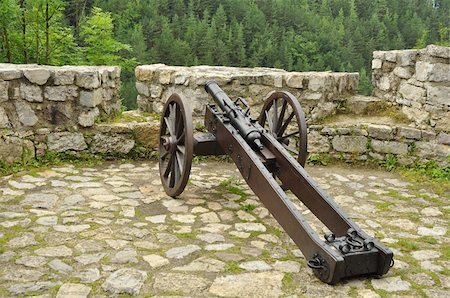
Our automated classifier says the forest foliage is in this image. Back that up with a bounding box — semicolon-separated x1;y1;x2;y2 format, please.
1;0;449;109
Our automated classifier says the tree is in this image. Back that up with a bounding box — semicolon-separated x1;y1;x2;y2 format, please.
0;0;21;62
80;7;135;69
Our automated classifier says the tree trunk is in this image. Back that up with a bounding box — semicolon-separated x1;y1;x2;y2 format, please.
45;1;49;64
19;0;28;63
2;29;12;63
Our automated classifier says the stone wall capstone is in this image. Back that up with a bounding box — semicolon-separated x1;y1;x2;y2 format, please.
372;45;450;131
135;64;359;122
0;64;151;165
0;63;121;130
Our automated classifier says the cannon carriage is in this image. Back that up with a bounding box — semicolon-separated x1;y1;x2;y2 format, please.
158;81;393;284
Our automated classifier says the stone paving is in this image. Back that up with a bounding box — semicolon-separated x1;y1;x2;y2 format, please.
0;160;448;297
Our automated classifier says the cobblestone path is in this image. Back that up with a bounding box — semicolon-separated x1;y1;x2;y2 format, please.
0;161;448;297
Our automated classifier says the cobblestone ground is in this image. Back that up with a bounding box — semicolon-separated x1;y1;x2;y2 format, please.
0;161;448;297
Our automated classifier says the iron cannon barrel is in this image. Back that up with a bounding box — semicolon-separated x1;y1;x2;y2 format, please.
205;80;263;150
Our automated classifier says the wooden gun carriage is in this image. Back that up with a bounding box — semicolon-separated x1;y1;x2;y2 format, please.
158;81;393;284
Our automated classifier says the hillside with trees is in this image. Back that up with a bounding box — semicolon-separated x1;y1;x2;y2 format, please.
1;0;449;109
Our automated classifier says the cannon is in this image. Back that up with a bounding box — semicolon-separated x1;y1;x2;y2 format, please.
158;81;393;284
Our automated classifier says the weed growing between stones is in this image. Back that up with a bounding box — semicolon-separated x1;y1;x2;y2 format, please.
218;178;248;198
307;153;330;166
0;151;104;176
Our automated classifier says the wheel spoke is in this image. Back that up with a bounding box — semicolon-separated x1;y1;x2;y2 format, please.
177;145;185;156
272;99;279;132
265;110;274;133
281;130;300;140
279;111;295;137
176;151;184;174
176;107;184;138
177;130;185;144
164;117;174;137
160;149;169;160
169;104;176;136
164;153;174;177
169;157;176;187
275;99;288;134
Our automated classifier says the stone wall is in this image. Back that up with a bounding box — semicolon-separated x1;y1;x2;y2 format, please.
0;64;157;165
308;123;450;167
372;45;450;131
135;64;359;122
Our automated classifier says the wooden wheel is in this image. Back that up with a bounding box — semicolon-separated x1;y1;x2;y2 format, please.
258;91;308;167
159;93;193;197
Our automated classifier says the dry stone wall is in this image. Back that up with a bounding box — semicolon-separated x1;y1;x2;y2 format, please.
308;123;449;167
0;64;157;164
372;45;450;131
135;64;359;122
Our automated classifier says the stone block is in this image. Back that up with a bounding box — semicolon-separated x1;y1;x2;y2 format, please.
372;140;408;155
368;124;394;140
398;82;425;103
0;80;9;102
397;127;421;140
416;141;450;161
425;44;450;59
303;92;322;100
53;69;75;85
159;71;172;84
416;61;450;82
372;59;382;69
310;102;337;121
80;89;103;107
284;73;304;88
397;50;418;66
44;86;78;102
47;132;87;152
385;51;397;62
14;100;38;126
135;81;150;97
373;51;385;60
76;71;101;89
173;75;188;85
393;67;412;79
0;69;22;80
437;133;450;145
378;76;391;91
273;74;283;88
23;68;51;85
402;106;429;125
332;136;367;153
307;131;330;153
20;83;43;102
426;84;450;106
0;106;10;128
308;74;330;92
90;133;135;154
132;122;160;150
421;130;436;140
0;137;35;164
78;107;100;127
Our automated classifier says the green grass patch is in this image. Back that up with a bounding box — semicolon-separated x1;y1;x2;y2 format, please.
307;153;330;166
219;178;248;198
394;239;418;253
225;261;244;273
240;203;257;212
374;201;394;212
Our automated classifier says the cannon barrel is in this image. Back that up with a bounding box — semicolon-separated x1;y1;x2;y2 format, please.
205;81;263;150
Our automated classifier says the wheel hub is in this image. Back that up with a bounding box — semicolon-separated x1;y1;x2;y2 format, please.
162;136;177;153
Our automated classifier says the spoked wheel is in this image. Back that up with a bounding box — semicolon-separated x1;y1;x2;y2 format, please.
159;93;193;197
258;91;308;167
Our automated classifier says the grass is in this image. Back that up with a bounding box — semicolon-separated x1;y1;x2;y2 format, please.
240;203;257;212
219;178;248;198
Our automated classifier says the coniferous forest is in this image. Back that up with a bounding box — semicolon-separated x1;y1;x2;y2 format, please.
1;0;449;109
